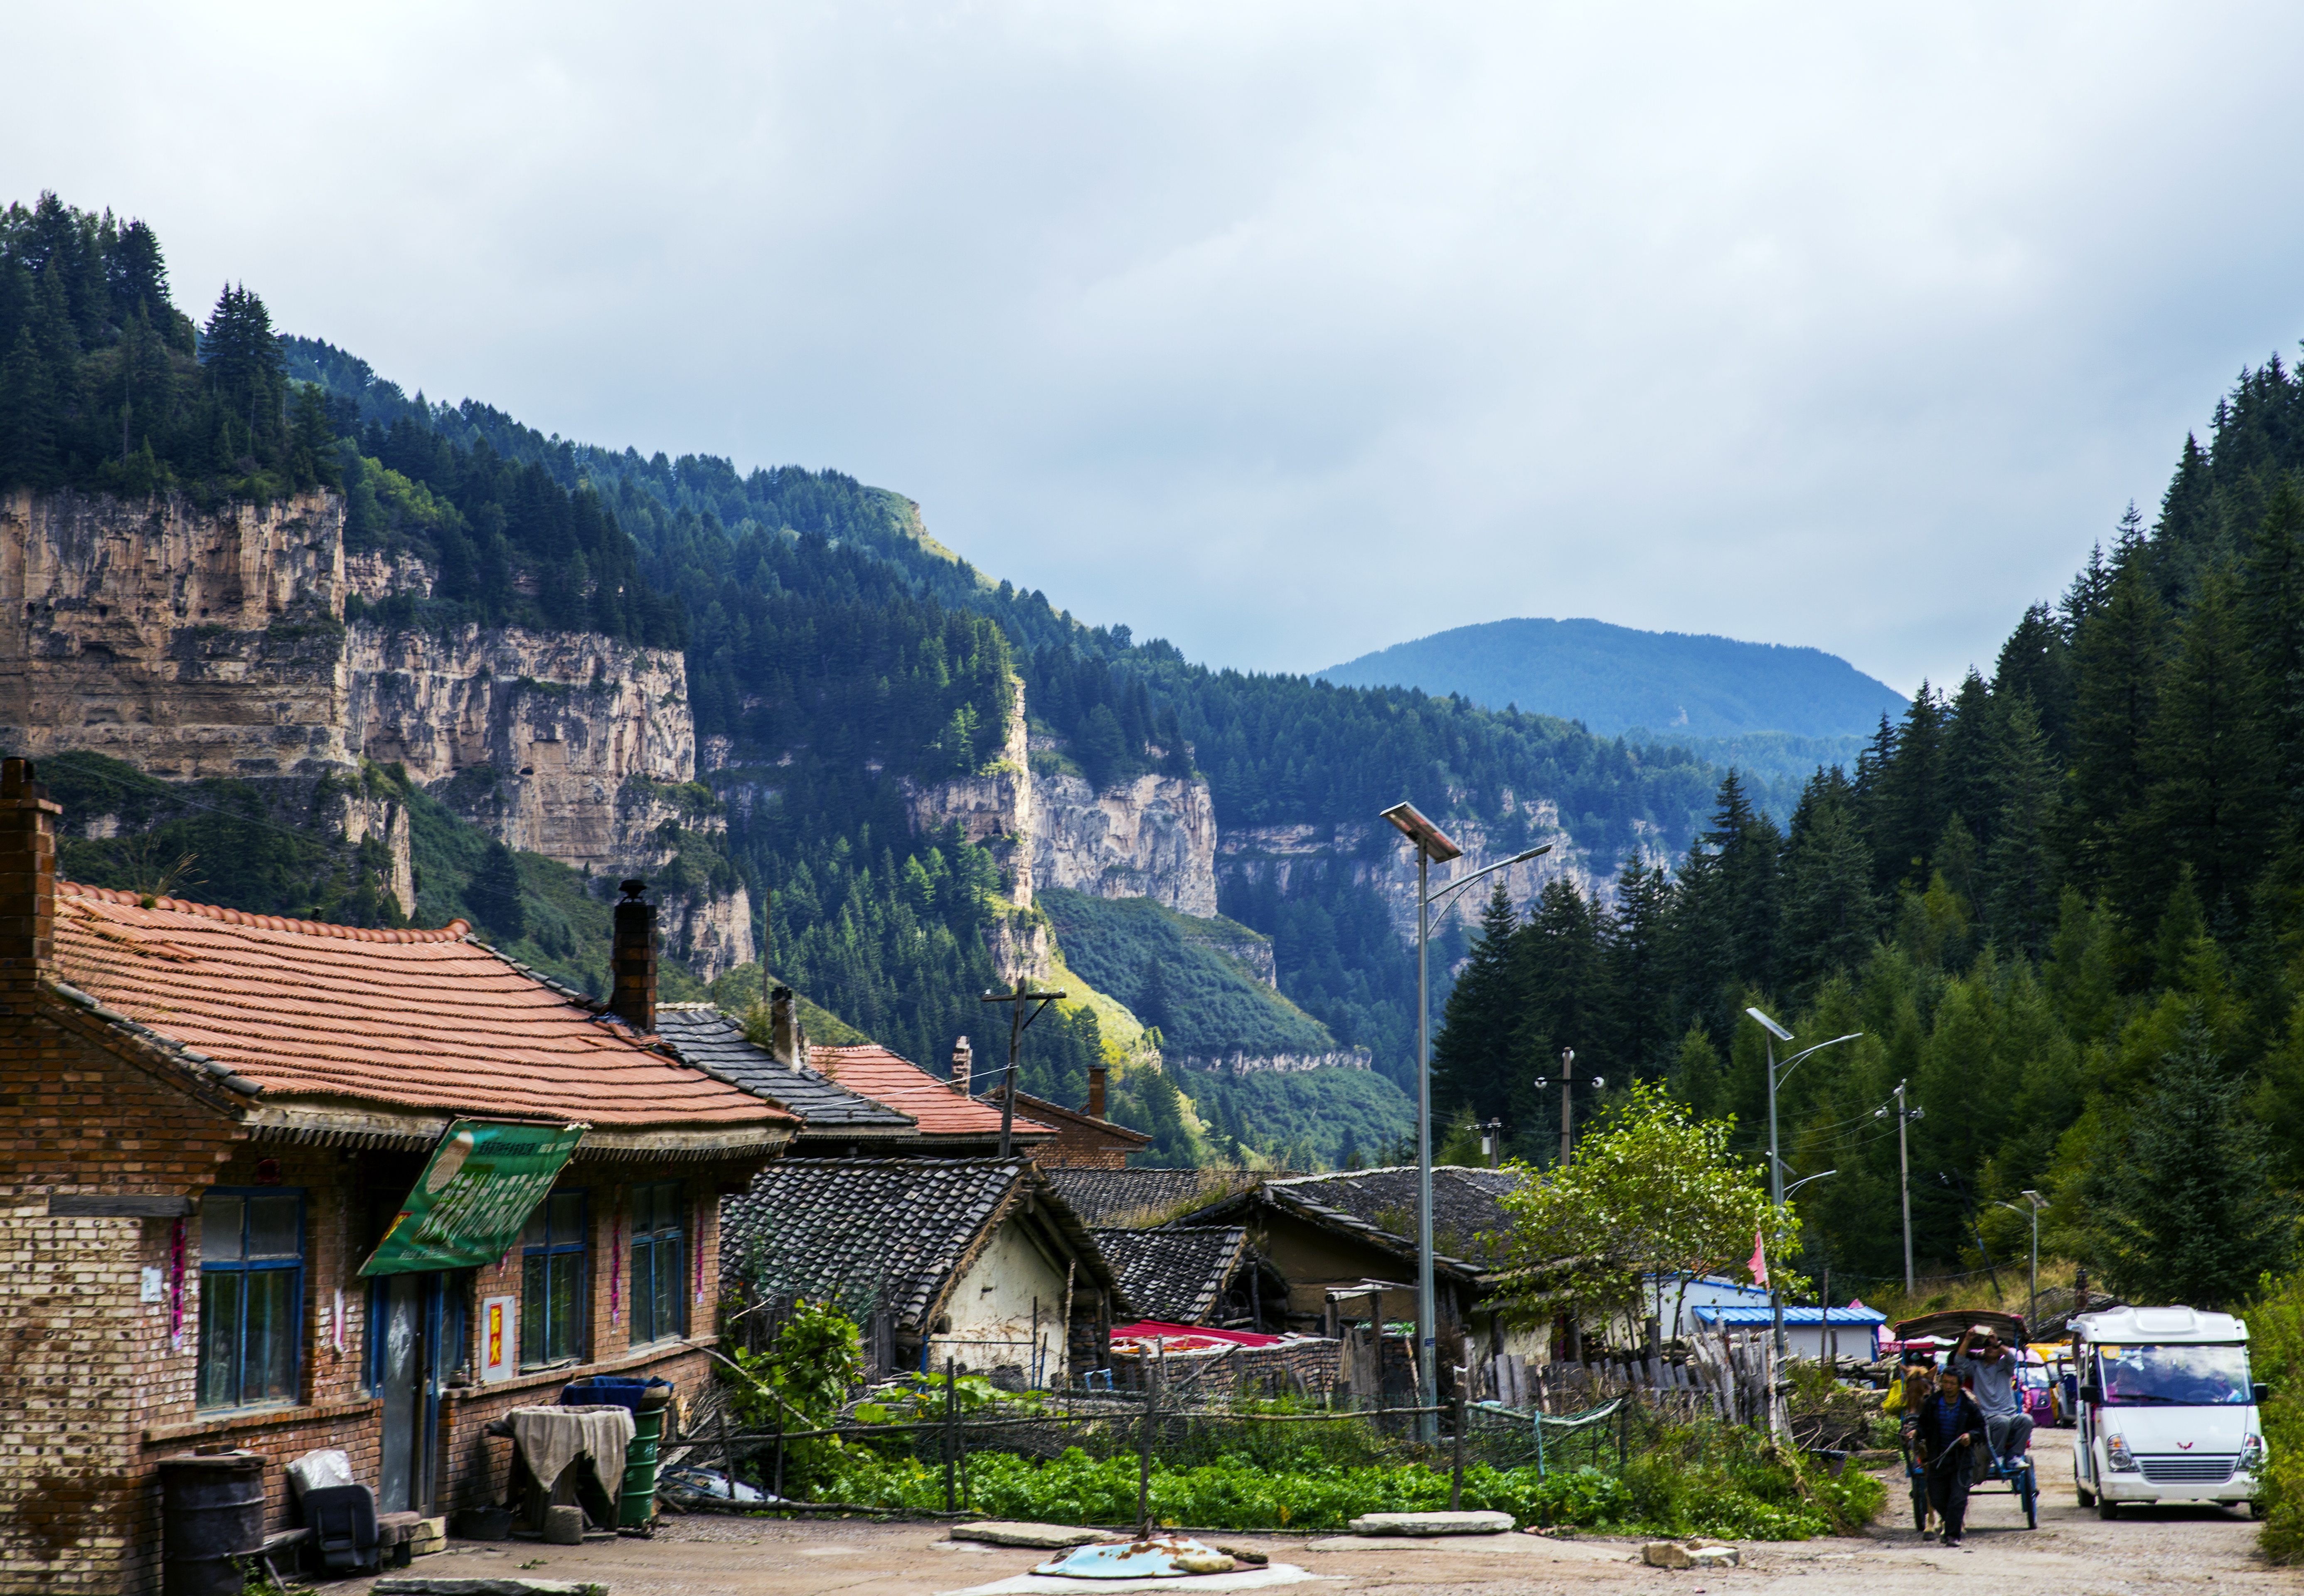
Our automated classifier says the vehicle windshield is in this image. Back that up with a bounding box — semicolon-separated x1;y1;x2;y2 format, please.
2095;1343;2253;1406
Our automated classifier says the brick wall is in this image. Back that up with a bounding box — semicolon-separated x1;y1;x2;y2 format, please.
0;1003;243;1596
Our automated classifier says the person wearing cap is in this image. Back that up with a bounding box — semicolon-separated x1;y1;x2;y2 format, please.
1952;1325;2033;1467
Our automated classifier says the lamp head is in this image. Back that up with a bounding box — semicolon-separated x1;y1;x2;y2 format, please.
1744;1007;1794;1042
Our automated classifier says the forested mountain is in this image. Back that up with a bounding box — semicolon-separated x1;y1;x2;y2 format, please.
1430;383;2304;1303
1320;616;1908;739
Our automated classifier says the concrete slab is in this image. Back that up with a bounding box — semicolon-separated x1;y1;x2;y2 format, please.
940;1566;1324;1595
952;1522;1128;1550
1346;1511;1514;1536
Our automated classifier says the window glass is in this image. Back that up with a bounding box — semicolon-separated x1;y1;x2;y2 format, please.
197;1274;241;1407
628;1182;686;1346
247;1196;300;1258
521;1254;548;1364
196;1187;303;1410
2096;1344;2254;1406
520;1189;586;1368
202;1195;244;1262
548;1254;582;1363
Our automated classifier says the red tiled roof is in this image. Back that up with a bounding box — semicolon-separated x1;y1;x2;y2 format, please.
53;883;790;1130
808;1043;1058;1140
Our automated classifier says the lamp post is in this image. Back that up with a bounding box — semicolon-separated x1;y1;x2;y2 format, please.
1383;800;1547;1443
1779;1168;1837;1357
1743;1009;1860;1355
1999;1191;2047;1332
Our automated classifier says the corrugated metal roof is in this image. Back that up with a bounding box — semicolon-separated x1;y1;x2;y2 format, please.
1693;1305;1888;1326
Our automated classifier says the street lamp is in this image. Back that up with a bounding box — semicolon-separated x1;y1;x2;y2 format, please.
1383;800;1548;1441
1999;1191;2048;1332
1743;1008;1861;1354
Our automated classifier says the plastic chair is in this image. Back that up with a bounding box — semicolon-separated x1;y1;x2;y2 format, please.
300;1483;381;1574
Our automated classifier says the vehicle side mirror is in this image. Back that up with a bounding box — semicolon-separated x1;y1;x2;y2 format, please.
2254;1383;2270;1406
2080;1382;2103;1404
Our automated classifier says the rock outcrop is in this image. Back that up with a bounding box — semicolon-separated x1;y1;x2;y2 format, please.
903;682;1036;906
0;488;750;977
1031;769;1218;917
1217;800;1592;945
1169;1047;1373;1075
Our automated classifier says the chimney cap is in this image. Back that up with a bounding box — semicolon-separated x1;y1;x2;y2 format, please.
618;878;649;901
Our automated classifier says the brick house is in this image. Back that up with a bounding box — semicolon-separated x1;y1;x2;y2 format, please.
0;760;793;1594
982;1067;1150;1169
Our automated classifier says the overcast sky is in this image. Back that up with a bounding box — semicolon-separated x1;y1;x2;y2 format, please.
11;2;2304;695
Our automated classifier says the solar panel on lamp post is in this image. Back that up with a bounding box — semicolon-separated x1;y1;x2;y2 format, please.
1381;801;1546;1443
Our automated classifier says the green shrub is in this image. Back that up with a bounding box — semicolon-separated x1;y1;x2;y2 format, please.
2247;1271;2304;1561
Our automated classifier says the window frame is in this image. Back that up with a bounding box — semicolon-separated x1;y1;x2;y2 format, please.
628;1180;687;1347
519;1189;588;1370
196;1186;307;1412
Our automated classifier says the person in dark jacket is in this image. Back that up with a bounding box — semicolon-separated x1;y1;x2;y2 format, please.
1908;1365;1988;1545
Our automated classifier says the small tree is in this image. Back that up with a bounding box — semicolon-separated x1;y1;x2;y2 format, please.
467;839;527;944
1489;1082;1792;1339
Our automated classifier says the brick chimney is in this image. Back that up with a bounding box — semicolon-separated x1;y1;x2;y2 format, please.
609;878;657;1035
1088;1064;1108;1121
0;758;59;1006
768;985;808;1068
950;1035;972;1096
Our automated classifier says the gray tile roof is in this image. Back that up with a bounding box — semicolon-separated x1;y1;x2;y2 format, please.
1265;1166;1523;1264
655;1005;916;1134
720;1158;1122;1333
1091;1227;1252;1324
1044;1167;1263;1228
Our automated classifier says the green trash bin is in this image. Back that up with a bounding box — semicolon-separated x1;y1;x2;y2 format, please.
562;1377;673;1530
620;1396;669;1528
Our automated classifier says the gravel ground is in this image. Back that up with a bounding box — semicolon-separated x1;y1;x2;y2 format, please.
330;1441;2284;1595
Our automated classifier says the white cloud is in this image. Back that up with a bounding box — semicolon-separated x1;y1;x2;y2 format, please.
10;1;2304;694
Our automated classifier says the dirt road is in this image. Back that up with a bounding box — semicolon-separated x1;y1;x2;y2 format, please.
366;1444;2284;1594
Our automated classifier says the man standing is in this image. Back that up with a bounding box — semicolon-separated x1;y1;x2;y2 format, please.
1910;1365;1987;1546
1953;1325;2034;1467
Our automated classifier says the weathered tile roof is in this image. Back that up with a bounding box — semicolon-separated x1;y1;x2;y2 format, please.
1265;1166;1523;1264
981;1085;1151;1149
654;1006;916;1133
721;1158;1121;1332
52;883;788;1132
1090;1227;1251;1325
1043;1167;1264;1228
809;1044;1058;1143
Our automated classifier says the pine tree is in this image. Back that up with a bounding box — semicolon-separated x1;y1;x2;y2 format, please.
2136;565;2269;933
1604;855;1675;1079
1984;697;2057;955
0;325;59;489
467;840;527;943
2062;545;2166;909
1431;882;1519;1122
2080;1014;2297;1308
1779;779;1879;994
1992;603;2075;755
2241;476;2304;837
1866;684;1949;894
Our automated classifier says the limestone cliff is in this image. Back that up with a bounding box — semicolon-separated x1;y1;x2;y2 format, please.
0;488;750;977
1031;769;1218;917
901;680;1036;907
1169;1047;1374;1075
1216;797;1593;946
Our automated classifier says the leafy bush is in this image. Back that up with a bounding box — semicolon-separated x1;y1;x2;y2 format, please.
2247;1270;2304;1561
813;1420;1880;1539
727;1299;863;1490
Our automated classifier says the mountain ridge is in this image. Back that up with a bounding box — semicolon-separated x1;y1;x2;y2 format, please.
1318;615;1907;740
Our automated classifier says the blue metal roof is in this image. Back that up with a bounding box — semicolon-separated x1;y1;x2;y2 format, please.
1693;1305;1887;1326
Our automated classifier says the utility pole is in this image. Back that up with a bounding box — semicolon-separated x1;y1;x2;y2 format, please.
980;980;1066;1158
1558;1047;1574;1166
1895;1081;1916;1293
1477;1119;1504;1169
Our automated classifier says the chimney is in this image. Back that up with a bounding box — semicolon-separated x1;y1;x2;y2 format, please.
769;985;808;1068
1088;1064;1108;1121
950;1035;972;1096
609;878;657;1035
0;758;59;1005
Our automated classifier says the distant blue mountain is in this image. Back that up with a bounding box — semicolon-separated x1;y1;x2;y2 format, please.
1317;617;1906;741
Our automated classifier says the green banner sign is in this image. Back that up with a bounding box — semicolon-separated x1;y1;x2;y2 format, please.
362;1119;586;1276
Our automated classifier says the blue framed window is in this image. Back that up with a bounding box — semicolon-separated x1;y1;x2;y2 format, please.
198;1189;305;1410
629;1182;686;1346
521;1191;587;1367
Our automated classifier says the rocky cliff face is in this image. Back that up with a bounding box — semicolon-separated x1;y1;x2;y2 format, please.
1216;797;1595;945
1032;769;1219;917
0;488;750;977
1169;1046;1374;1075
902;682;1036;907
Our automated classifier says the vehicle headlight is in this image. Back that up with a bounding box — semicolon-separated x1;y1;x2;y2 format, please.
2107;1433;2138;1472
2243;1433;2267;1474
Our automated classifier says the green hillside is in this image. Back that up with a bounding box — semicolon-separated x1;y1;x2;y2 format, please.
1034;889;1332;1056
